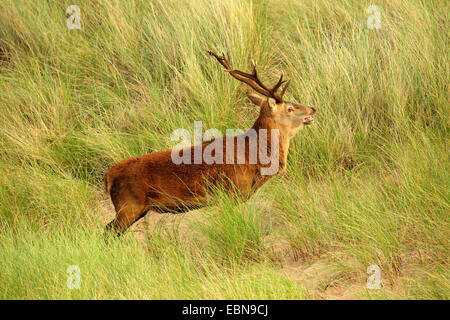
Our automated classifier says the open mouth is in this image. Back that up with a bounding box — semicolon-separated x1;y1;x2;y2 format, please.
303;116;314;125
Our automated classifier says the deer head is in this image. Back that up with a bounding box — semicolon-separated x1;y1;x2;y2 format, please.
208;51;316;138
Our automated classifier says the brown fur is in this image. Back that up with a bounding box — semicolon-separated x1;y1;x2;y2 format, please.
104;54;316;236
104;97;315;236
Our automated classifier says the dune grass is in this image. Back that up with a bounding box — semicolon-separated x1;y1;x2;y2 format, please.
0;0;448;299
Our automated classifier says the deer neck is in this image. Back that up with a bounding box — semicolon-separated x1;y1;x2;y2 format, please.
251;114;290;174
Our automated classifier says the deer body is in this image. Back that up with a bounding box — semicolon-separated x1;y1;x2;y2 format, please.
105;51;316;236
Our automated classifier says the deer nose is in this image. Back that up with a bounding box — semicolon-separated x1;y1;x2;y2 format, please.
311;106;317;114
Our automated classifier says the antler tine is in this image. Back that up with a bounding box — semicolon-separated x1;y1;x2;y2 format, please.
208;50;272;97
208;50;290;102
248;59;283;98
207;50;231;71
251;69;288;102
243;60;288;102
271;72;286;93
279;79;291;99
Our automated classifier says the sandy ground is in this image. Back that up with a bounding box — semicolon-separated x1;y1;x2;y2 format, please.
96;190;365;299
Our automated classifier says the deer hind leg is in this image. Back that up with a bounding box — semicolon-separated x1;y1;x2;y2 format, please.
106;196;149;237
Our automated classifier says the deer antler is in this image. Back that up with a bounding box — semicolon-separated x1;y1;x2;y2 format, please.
207;51;290;103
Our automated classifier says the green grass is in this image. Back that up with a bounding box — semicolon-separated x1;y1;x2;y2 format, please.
0;0;448;299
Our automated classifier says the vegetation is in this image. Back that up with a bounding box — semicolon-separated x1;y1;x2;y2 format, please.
0;0;448;299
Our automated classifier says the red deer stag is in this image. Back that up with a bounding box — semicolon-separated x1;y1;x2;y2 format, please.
104;51;316;236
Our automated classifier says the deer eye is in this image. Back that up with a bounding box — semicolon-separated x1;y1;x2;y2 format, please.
288;107;294;112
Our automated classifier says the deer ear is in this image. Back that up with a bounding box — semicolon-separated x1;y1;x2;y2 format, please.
267;98;277;111
247;92;264;106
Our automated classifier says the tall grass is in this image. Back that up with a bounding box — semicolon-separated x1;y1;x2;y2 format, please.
0;0;448;299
